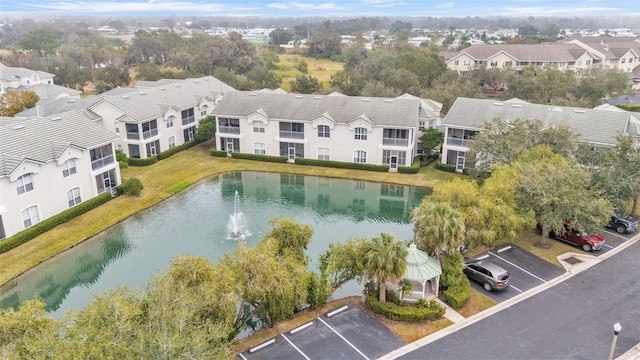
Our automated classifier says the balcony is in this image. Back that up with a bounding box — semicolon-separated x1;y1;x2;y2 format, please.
219;126;240;135
382;137;409;147
91;154;115;170
446;137;473;148
127;131;140;140
279;130;304;139
182;115;195;126
142;128;158;140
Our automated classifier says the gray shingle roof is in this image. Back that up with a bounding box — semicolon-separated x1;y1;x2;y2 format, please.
211;91;421;127
0;111;119;177
0;63;54;82
450;43;588;62
443;97;640;146
17;96;102;118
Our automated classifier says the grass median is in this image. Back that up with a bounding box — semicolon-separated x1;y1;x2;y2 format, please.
0;144;456;286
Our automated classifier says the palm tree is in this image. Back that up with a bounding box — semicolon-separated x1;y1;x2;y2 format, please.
411;201;465;261
398;278;413;305
363;233;408;303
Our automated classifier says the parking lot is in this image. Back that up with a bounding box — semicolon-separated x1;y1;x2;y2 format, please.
596;227;635;255
238;304;405;360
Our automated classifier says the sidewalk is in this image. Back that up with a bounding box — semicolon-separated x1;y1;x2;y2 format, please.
380;232;640;360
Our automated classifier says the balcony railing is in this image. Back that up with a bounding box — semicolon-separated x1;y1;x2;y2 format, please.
382;137;409;147
279;130;304;139
219;126;241;134
446;137;473;147
142;128;159;139
91;154;115;170
127;131;140;140
182;115;195;126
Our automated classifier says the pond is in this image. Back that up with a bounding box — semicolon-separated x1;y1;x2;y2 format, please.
0;171;431;317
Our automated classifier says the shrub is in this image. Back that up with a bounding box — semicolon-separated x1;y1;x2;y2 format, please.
210;149;227;157
434;162;456;173
231;152;288;163
128;156;158;167
295;158;389;172
157;140;196;160
121;178;144;195
0;192;113;254
116;150;129;169
365;295;445;322
398;156;421;174
441;276;471;308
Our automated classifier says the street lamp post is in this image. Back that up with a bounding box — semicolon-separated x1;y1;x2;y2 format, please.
608;322;622;360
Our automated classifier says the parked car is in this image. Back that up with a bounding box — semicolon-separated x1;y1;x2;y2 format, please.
542;222;605;252
463;260;511;292
607;215;638;234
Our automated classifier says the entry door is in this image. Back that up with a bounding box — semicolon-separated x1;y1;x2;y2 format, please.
149;142;157;156
456;154;465;171
288;147;295;161
390;155;398;170
103;173;112;192
226;140;234;156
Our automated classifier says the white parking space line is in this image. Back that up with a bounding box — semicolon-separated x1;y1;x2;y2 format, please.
238;353;248;360
510;285;523;293
317;317;369;360
281;334;310;360
488;251;547;283
600;229;628;239
603;243;614;249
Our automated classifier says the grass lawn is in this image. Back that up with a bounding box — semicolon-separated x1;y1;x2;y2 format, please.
0;143;459;286
272;54;344;91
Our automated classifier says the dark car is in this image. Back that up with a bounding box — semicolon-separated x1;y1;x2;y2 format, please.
607;215;638;234
463;260;511;292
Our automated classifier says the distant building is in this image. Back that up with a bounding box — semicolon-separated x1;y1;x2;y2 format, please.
0;63;54;95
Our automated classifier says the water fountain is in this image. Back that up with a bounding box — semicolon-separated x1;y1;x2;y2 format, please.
227;190;250;240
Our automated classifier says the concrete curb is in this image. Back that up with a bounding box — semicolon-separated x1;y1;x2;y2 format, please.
378;232;640;360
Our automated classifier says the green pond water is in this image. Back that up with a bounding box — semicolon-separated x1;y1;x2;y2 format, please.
0;171;431;317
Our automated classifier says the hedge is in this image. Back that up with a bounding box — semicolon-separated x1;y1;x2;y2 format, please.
157;140;197;160
128;156;159;167
295;158;389;172
231;152;288;163
365;295;445;322
210;149;227;157
0;192;113;254
434;162;457;173
441;276;471;308
398;156;421;174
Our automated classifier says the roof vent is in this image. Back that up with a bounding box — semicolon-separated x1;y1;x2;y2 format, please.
295;95;303;98
51;116;62;121
314;96;323;99
193;80;199;83
511;104;522;108
160;87;166;90
493;102;503;106
12;124;25;129
122;95;129;99
249;92;257;96
361;98;370;102
384;99;393;103
174;84;180;87
574;109;586;113
139;91;146;95
67;99;76;103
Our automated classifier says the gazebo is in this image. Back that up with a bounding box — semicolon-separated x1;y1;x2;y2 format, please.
390;243;442;301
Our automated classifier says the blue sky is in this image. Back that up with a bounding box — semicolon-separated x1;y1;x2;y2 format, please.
1;0;639;17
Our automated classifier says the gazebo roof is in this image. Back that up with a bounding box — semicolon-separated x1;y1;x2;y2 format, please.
404;243;442;282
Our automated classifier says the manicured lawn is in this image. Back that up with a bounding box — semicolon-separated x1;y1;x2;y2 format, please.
0;143;458;286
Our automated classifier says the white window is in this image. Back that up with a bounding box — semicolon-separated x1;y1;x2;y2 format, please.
22;205;39;228
454;60;459;65
114;121;120;134
253;121;265;133
621;58;626;63
490;61;498;67
629;58;634;63
254;142;266;155
168;136;175;149
67;187;82;207
463;60;470;66
166;115;174;128
317;147;330;160
62;159;77;177
585;59;591;65
354;150;367;163
504;61;513;67
200;105;208;116
354;127;367;140
16;174;34;195
318;125;330;138
577;60;582;66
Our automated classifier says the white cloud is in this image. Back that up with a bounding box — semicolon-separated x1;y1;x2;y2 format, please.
34;1;226;12
504;6;621;15
266;2;291;9
435;1;454;8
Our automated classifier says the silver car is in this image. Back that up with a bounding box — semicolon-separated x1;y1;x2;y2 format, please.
463;260;511;292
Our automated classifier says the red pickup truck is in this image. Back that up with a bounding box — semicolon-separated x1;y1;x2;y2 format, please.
537;221;605;252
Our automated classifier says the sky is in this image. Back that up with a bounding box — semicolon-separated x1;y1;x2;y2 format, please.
1;0;639;18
